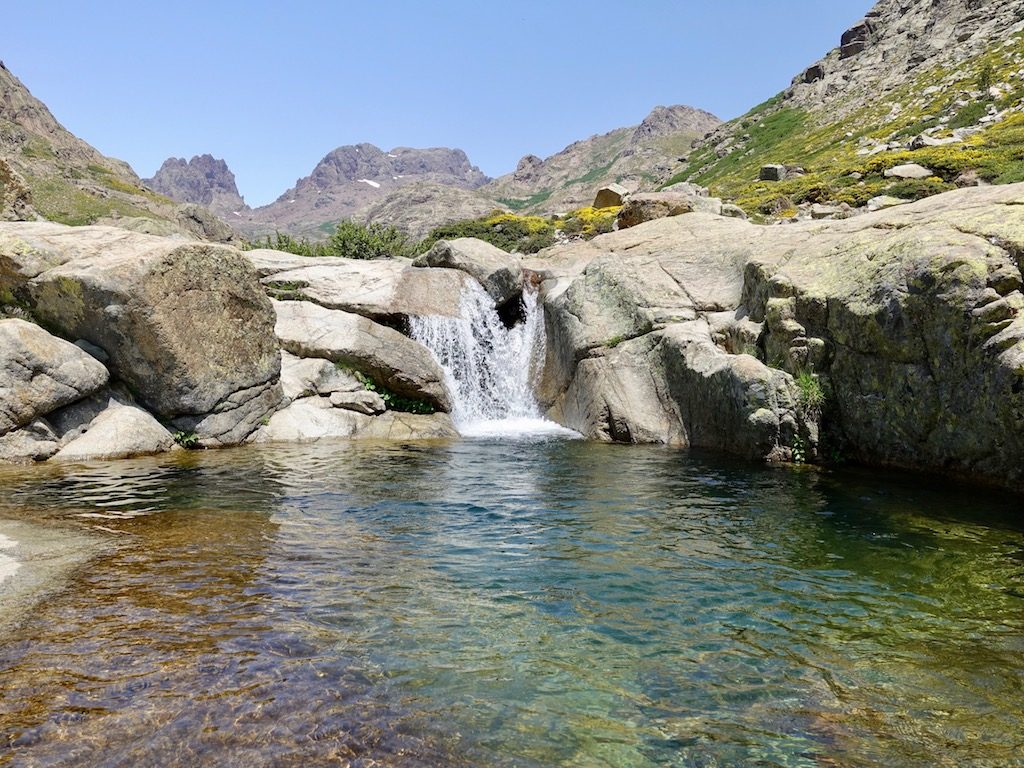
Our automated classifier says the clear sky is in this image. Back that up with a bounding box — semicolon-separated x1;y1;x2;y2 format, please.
4;1;875;206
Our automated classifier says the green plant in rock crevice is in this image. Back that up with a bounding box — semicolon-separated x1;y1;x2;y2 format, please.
173;431;202;449
345;368;437;415
795;371;826;421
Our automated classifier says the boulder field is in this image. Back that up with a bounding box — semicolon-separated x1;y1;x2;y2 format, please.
0;185;1022;493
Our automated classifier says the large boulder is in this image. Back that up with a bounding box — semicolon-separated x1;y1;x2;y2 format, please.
534;184;1024;492
412;238;523;307
616;192;696;229
592;183;629;208
52;398;177;462
272;300;452;411
744;189;1024;486
9;224;283;445
0;318;108;436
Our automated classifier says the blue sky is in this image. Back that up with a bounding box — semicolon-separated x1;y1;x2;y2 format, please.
4;1;875;206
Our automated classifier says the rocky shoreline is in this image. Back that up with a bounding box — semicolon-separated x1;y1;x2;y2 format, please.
2;182;1023;493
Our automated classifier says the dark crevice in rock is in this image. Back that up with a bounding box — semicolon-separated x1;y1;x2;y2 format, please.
496;290;526;329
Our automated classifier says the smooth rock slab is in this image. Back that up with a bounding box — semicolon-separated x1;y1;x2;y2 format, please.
261;258;475;320
0;319;108;436
273;300;452;411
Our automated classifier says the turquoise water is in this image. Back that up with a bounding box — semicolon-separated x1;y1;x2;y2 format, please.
0;439;1023;766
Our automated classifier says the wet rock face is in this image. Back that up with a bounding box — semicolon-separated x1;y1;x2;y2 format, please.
412;238;524;308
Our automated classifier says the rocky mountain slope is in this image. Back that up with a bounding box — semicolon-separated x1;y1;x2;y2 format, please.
0;61;184;228
482;105;721;215
669;0;1024;217
226;144;490;240
143;154;247;218
351;181;500;242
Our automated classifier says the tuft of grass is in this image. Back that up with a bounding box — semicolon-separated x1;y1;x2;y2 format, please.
796;372;826;420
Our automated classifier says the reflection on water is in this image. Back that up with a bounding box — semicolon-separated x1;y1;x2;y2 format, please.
1;441;1023;766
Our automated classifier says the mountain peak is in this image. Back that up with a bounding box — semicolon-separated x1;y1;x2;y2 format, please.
631;105;721;145
144;155;246;215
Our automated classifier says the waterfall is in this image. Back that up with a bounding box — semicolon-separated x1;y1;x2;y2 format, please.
410;282;577;438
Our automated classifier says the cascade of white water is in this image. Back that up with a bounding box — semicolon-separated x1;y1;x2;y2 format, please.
410;282;575;437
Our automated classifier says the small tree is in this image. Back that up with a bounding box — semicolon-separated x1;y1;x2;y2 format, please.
978;62;996;92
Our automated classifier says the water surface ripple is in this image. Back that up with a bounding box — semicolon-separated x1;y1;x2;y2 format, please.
0;440;1022;766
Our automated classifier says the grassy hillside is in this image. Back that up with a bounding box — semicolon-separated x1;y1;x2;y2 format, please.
667;30;1024;218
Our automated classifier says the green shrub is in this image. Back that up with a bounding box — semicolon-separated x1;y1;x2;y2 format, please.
978;62;996;91
421;210;557;254
327;220;413;259
173;431;202;449
249;220;413;260
248;232;324;256
886;177;954;200
949;101;990;130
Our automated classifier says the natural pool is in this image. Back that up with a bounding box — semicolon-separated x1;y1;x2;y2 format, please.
0;438;1022;767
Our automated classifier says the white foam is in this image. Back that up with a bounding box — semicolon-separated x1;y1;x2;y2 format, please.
459;417;582;440
0;533;20;584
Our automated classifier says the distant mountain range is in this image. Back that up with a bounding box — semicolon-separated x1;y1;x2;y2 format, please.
142;104;720;241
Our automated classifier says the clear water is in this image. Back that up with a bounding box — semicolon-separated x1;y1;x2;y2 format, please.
1;440;1023;767
409;284;577;438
